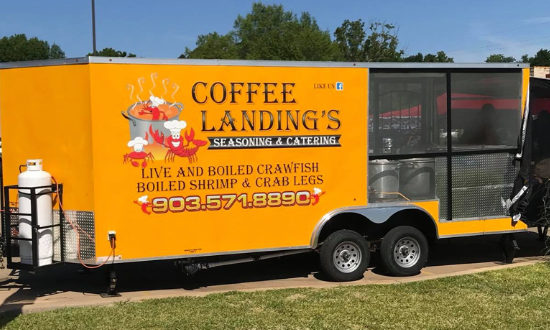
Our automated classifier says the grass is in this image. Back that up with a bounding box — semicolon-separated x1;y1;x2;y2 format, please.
2;263;550;329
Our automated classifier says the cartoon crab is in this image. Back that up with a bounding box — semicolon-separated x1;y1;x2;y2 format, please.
124;137;155;167
149;120;207;163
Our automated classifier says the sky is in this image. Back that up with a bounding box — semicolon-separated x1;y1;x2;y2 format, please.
2;0;550;62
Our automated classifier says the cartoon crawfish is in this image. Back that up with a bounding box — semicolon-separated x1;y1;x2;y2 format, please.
149;120;207;163
139;96;168;120
134;195;151;215
124;137;155;167
310;187;326;205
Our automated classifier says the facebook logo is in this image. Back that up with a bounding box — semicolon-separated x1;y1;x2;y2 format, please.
336;82;343;91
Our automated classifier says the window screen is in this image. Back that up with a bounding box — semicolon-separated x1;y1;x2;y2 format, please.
368;73;447;156
450;73;521;149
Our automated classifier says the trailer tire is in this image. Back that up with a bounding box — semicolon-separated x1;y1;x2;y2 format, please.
319;229;369;282
380;226;428;276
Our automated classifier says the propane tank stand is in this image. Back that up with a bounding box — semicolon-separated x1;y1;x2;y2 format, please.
1;184;64;270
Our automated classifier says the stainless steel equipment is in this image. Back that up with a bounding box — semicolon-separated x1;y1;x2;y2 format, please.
368;159;399;200
399;158;435;200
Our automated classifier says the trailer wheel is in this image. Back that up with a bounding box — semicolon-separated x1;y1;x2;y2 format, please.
319;229;369;282
380;226;428;276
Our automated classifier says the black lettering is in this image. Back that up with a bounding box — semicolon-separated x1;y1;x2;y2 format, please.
230;82;244;103
241;110;255;131
282;83;296;103
247;82;261;103
259;110;274;130
201;110;216;131
286;110;299;130
219;111;237;131
192;82;207;104
316;175;324;184
327;109;341;130
263;82;278;103
210;82;227;104
302;110;318;130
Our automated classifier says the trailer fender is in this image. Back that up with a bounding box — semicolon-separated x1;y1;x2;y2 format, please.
310;204;438;248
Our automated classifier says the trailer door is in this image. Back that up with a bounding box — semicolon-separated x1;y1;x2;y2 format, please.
510;77;550;225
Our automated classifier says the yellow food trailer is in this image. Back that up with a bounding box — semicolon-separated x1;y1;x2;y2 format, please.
0;57;537;286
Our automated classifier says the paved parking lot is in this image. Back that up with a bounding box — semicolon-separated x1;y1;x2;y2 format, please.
0;231;546;315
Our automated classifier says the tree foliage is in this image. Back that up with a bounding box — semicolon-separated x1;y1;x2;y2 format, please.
183;3;455;63
334;20;404;62
0;34;65;62
183;3;339;61
485;54;516;63
492;49;550;66
234;4;337;60
88;47;136;57
333;19;366;61
424;51;453;62
49;44;65;59
522;49;550;66
364;22;403;62
401;52;423;62
181;32;238;59
402;51;453;62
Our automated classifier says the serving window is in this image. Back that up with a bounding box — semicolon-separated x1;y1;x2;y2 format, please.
368;69;523;220
368;73;447;156
368;71;522;156
450;73;521;150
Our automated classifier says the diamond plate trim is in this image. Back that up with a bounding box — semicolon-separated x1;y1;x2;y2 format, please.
53;210;95;262
435;157;448;220
451;153;516;219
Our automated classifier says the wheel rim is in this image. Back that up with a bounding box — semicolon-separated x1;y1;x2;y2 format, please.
333;241;362;273
392;236;420;268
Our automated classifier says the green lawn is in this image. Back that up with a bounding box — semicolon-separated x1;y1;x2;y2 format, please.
2;263;550;329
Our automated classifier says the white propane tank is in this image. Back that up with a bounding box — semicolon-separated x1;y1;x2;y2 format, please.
18;159;53;266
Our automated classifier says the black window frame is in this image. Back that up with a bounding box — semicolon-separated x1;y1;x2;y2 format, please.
368;68;523;220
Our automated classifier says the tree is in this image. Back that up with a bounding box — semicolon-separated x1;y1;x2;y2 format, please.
333;19;403;62
234;4;338;60
49;44;65;59
424;51;453;62
365;22;403;62
334;19;366;62
292;12;339;61
181;32;238;59
183;3;338;61
401;51;453;63
88;48;136;57
0;34;66;62
485;54;516;63
402;52;424;62
522;49;550;66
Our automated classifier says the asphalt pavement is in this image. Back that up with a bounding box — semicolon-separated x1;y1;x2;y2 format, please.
0;230;546;319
